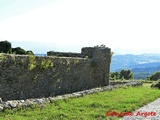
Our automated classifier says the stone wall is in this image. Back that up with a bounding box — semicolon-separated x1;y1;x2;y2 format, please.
0;81;142;111
0;47;111;101
47;52;81;57
47;47;109;58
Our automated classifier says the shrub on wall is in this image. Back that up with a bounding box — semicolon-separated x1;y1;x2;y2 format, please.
0;53;7;62
28;55;37;70
40;59;53;69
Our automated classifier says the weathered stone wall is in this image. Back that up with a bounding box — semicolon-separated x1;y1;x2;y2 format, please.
47;52;81;57
0;81;142;111
47;47;109;58
0;47;111;101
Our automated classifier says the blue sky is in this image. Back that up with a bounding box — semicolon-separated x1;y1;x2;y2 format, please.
0;0;160;54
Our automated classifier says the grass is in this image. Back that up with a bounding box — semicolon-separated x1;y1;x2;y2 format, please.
0;85;160;120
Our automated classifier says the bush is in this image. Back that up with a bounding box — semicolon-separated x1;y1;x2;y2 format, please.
150;71;160;81
0;40;34;55
110;69;134;80
110;72;120;80
12;47;27;55
120;69;133;80
0;40;12;53
27;51;34;55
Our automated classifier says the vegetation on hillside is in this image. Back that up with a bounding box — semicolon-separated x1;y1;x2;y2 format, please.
0;40;12;53
149;71;160;81
111;54;160;79
110;69;133;80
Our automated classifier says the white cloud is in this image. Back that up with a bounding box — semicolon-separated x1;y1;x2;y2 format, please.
0;0;160;51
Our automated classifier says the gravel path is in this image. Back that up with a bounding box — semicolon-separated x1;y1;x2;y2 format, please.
121;98;160;120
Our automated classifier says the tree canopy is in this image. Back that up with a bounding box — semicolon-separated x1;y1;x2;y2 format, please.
120;69;133;80
110;69;134;80
0;40;11;53
150;71;160;81
0;40;34;55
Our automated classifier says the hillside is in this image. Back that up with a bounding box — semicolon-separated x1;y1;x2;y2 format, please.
110;54;160;79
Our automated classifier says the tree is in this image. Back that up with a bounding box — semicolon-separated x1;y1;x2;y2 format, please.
110;71;120;80
12;47;27;55
0;40;34;55
119;69;133;80
150;71;160;81
27;51;34;55
0;40;12;53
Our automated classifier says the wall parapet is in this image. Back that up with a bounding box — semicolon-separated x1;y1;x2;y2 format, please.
47;47;111;58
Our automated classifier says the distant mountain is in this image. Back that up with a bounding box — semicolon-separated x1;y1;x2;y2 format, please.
110;54;160;79
10;41;82;54
113;48;160;55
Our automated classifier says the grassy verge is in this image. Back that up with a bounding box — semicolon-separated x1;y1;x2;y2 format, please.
0;86;160;120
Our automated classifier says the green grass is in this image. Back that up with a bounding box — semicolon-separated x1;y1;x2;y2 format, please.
0;86;160;120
